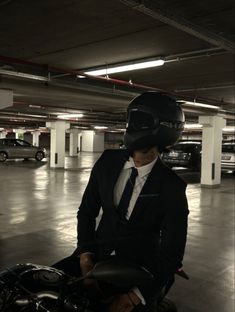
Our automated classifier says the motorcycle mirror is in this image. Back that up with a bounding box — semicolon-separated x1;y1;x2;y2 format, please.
85;258;154;288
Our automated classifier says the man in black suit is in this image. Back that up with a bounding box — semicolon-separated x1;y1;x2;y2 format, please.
55;92;189;311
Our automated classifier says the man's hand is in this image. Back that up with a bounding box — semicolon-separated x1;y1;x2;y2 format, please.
106;292;141;312
80;253;95;275
79;253;104;298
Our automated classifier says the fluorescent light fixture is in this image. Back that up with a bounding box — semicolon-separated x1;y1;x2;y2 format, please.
184;125;235;132
112;128;126;132
77;75;86;78
76;126;90;129
84;59;165;76
94;126;108;130
184;123;203;129
29;104;42;108
223;126;235;132
57;113;84;119
180;101;220;110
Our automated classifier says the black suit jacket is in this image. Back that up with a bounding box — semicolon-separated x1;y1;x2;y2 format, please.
76;149;189;294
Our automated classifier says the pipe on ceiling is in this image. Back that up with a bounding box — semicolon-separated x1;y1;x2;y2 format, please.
0;77;133;110
0;53;233;107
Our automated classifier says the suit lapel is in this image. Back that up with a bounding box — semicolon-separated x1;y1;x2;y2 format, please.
107;151;129;205
129;157;165;221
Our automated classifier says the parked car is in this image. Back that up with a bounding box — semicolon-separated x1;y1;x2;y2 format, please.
0;138;47;162
221;141;235;173
162;140;235;172
162;141;202;170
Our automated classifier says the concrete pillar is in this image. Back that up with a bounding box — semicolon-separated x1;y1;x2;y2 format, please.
46;121;69;168
68;129;80;156
31;131;41;146
199;115;226;187
0;130;7;138
0;89;13;109
94;132;105;152
13;129;25;140
81;130;104;152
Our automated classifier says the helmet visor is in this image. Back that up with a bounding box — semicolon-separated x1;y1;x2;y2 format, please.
127;110;157;131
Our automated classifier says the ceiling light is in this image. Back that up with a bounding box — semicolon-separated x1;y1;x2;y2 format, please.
57;113;84;119
184;123;203;129
184;125;235;132
84;59;165;76
75;126;90;129
222;126;235;132
113;128;126;132
94;126;108;130
180;101;220;110
29;104;42;108
77;75;86;78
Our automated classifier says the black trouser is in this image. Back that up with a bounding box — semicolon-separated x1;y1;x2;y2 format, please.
53;254;158;311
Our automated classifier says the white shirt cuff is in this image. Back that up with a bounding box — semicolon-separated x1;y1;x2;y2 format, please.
131;287;146;305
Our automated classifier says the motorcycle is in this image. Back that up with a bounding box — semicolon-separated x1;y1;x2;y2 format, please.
0;258;188;311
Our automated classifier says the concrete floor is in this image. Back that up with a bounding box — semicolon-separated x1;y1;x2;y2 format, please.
0;153;234;312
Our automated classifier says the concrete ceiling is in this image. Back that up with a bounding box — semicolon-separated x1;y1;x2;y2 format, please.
0;0;234;130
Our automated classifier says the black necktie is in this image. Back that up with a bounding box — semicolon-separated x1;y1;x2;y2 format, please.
118;167;138;220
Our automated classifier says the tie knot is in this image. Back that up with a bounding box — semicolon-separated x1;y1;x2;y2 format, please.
130;167;138;183
131;167;138;176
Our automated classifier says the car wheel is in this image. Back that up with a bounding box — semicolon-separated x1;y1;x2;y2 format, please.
0;152;7;162
35;151;44;161
157;298;177;312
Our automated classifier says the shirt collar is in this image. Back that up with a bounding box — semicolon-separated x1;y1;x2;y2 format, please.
123;156;158;178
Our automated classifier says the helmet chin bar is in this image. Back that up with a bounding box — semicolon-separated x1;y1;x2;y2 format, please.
124;122;184;153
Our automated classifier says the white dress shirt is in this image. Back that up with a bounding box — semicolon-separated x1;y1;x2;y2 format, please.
114;156;158;218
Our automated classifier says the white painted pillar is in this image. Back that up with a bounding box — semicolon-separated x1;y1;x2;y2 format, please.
81;130;104;152
199;115;226;187
31;131;41;146
81;130;94;152
46;121;69;168
68;129;80;156
13;129;25;140
0;130;7;138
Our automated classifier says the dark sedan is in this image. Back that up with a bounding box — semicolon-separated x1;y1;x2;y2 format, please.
162;141;202;170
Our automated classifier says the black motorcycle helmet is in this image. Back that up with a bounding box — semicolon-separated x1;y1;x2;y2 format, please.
124;91;185;152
